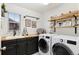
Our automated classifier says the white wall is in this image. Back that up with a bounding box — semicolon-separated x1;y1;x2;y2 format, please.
0;3;79;36
0;3;1;55
0;3;43;36
43;3;79;36
0;37;1;55
0;3;1;35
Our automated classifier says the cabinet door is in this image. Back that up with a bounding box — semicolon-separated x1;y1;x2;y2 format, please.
29;37;38;50
16;38;27;55
33;37;38;51
26;36;38;55
1;40;17;55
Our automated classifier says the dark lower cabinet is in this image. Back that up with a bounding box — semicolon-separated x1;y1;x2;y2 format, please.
1;36;38;55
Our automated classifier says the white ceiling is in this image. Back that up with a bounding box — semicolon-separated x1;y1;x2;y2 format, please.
15;3;61;13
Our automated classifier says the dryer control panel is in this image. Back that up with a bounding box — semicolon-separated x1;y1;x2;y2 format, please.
67;40;76;45
46;36;50;39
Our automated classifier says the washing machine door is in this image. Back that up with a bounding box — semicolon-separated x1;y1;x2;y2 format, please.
52;43;73;55
38;38;49;53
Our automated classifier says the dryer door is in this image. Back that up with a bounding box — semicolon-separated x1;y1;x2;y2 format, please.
38;38;49;53
52;43;73;55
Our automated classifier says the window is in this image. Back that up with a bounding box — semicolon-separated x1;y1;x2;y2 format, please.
8;12;21;30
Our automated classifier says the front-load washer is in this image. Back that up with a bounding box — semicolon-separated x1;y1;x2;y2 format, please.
38;34;52;55
51;35;79;55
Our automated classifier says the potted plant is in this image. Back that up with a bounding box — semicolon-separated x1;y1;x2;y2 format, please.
1;3;7;17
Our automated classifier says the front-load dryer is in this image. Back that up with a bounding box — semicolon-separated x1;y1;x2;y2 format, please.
50;34;59;54
38;34;52;55
51;35;79;55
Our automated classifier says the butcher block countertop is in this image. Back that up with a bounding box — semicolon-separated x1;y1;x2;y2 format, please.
0;34;38;41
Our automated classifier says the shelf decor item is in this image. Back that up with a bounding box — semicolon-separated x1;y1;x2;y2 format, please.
49;10;79;34
25;19;31;27
32;21;37;28
1;3;7;17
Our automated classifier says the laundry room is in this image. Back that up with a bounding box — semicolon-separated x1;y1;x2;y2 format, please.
0;1;79;55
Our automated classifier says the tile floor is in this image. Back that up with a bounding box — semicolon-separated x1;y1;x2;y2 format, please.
32;52;39;55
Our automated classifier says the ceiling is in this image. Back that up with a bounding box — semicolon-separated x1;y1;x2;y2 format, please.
14;3;61;13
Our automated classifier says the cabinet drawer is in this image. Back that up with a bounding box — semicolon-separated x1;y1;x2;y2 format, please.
2;40;16;46
2;44;17;55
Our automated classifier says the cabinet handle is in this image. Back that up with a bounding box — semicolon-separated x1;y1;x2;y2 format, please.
0;46;7;51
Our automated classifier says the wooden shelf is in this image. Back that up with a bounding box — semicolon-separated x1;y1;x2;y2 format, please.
75;25;79;28
56;26;75;28
50;26;75;29
49;10;79;34
50;25;79;29
75;13;79;17
49;17;73;22
49;10;79;22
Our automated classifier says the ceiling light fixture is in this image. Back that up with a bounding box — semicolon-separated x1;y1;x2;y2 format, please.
42;3;49;5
